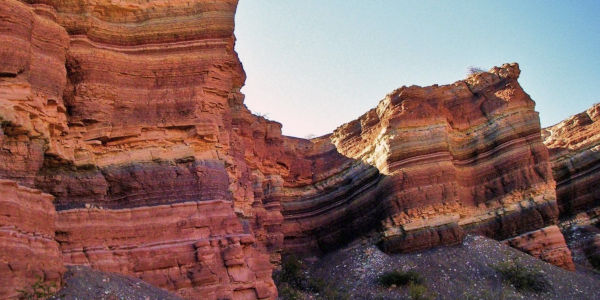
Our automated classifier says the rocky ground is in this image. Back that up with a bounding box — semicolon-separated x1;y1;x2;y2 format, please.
279;234;600;300
50;266;182;300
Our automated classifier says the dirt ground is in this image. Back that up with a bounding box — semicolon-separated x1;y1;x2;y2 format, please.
294;235;600;300
51;266;182;300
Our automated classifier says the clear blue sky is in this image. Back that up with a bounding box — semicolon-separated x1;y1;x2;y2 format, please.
235;0;600;138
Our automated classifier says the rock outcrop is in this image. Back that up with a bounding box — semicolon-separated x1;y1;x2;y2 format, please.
1;0;278;298
0;0;580;298
543;103;600;218
0;180;64;299
278;64;571;270
504;225;575;271
543;103;600;270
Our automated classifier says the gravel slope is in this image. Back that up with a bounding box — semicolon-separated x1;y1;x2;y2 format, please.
51;266;182;300
302;235;600;300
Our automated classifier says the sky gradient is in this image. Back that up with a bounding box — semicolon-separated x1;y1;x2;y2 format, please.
234;1;600;138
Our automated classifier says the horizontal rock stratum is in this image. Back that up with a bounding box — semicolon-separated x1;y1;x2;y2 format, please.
0;0;582;299
543;103;600;219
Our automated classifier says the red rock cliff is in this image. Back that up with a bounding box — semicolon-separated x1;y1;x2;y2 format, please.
543;103;600;271
1;0;277;299
278;65;571;271
543;103;600;218
0;0;578;298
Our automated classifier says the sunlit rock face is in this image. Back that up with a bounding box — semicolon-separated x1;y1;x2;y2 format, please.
1;0;278;299
504;225;575;271
0;180;64;299
543;103;600;218
279;64;572;270
0;0;579;298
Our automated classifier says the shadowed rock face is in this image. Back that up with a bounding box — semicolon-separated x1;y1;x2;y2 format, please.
0;0;578;299
543;103;600;271
543;103;600;218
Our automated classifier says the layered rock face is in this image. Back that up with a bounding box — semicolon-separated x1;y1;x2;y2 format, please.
543;103;600;218
0;180;64;299
0;0;580;298
1;0;278;298
543;103;600;270
280;64;567;269
504;225;575;271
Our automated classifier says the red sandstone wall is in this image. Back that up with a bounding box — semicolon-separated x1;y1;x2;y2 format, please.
57;200;274;299
0;180;64;299
543;103;600;217
0;1;582;298
1;0;279;298
279;65;565;261
504;225;575;271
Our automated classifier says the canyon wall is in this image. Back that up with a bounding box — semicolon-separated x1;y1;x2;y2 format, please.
543;103;600;219
0;180;64;299
0;0;581;298
279;65;566;267
0;0;278;299
543;103;600;270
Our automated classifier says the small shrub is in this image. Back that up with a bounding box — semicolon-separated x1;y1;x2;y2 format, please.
275;255;348;299
491;261;550;293
467;66;486;75
589;254;600;271
255;112;270;119
277;255;304;287
319;285;350;300
278;283;302;300
377;270;424;287
408;283;434;300
17;277;55;300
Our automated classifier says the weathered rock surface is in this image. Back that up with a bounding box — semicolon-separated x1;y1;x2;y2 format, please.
563;224;600;271
279;64;571;270
57;200;274;299
0;0;581;298
504;225;575;271
0;180;64;299
1;0;278;298
543;103;600;217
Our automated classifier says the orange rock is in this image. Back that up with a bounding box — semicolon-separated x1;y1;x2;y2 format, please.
0;180;64;299
504;225;575;271
56;200;276;299
0;0;580;296
543;103;600;217
281;64;561;259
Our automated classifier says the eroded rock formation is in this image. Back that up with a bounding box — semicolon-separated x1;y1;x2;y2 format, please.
0;0;580;298
543;103;600;218
1;0;278;298
504;225;575;271
0;180;64;299
543;103;600;270
280;65;566;266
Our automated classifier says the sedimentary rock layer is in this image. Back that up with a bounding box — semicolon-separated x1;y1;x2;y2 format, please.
0;0;580;297
280;64;568;269
0;0;279;298
504;225;575;271
543;103;600;217
0;0;70;186
0;180;64;299
57;200;274;299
